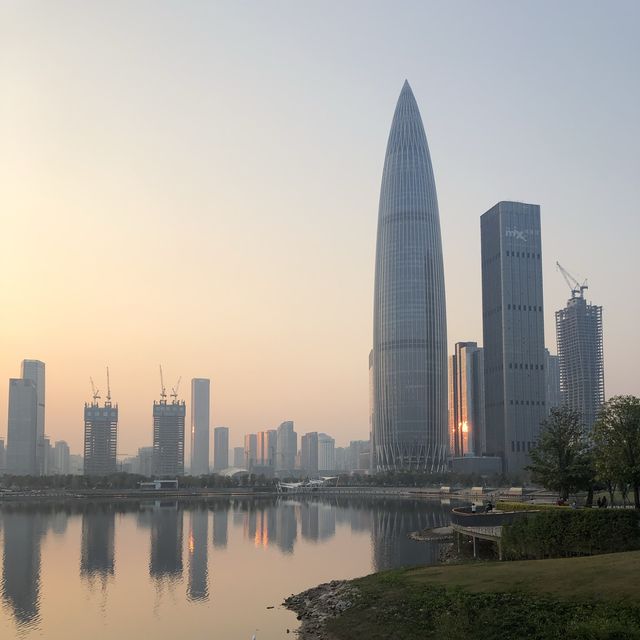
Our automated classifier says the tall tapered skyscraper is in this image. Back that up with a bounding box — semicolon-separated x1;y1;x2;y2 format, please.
371;81;448;472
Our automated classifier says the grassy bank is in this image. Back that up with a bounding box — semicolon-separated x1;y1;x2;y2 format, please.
325;551;640;639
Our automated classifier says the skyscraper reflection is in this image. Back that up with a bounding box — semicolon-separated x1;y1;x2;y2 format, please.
274;501;297;554
371;500;448;571
80;506;115;581
1;511;45;627
149;502;183;581
212;508;228;549
187;508;208;601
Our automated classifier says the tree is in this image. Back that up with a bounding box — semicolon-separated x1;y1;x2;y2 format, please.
527;406;595;500
593;395;640;509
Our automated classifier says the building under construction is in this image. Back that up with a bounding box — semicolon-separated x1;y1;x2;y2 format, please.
153;369;186;476
555;264;605;430
84;371;118;475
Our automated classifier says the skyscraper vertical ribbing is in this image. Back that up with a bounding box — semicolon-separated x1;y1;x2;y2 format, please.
372;81;448;472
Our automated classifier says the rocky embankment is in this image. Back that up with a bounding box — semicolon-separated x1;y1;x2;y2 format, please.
284;580;359;639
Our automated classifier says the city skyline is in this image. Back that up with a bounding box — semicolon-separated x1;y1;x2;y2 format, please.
2;2;639;457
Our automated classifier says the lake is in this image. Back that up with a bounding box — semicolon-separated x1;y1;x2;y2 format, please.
0;496;450;639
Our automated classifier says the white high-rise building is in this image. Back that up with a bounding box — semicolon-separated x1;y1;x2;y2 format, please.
190;379;210;475
276;421;297;472
21;360;46;475
318;434;335;472
6;378;39;475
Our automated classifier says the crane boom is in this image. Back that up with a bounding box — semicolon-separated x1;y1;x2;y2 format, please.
556;261;588;299
106;366;111;405
90;377;100;404
171;376;182;402
159;365;167;402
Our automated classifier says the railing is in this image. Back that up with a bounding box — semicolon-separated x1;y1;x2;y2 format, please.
450;506;536;528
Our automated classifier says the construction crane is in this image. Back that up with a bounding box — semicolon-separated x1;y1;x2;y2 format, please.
159;365;167;403
89;377;100;404
556;262;588;299
105;366;112;406
170;376;182;402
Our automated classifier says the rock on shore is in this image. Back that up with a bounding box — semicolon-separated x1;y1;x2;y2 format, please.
283;580;359;639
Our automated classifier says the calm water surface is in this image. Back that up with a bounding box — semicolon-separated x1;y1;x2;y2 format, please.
0;496;449;639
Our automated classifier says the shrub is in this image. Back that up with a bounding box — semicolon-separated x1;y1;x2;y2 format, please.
502;509;640;559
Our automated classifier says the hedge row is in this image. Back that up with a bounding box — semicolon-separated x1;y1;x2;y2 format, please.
497;501;569;512
502;509;640;559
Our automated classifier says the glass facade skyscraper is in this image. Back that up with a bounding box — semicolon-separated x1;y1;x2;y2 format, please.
190;379;210;475
371;81;448;472
481;201;546;473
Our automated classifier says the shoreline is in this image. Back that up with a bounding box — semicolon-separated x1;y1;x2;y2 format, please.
283;551;640;640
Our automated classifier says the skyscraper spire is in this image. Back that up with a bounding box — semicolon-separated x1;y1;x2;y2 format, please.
371;82;448;472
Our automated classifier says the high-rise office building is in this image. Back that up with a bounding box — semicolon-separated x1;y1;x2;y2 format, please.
545;349;562;412
6;379;38;475
300;432;318;475
243;433;257;470
137;446;154;476
190;378;210;475
213;426;229;471
348;440;370;472
256;430;277;468
153;396;186;477
0;438;6;473
318;433;335;471
53;441;70;475
448;342;486;457
481;201;547;473
84;390;118;475
555;287;604;430
371;81;448;472
276;421;297;472
232;446;244;468
20;360;46;475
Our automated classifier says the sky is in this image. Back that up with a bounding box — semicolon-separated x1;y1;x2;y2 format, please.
1;1;639;457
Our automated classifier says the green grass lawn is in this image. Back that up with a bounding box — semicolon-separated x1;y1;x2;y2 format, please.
326;552;640;640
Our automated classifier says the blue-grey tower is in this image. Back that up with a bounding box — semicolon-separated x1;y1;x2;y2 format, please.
372;81;448;472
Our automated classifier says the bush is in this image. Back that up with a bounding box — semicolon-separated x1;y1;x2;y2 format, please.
497;501;569;511
502;509;640;559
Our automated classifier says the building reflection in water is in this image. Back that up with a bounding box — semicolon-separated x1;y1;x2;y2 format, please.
80;505;115;583
371;499;449;571
212;508;228;549
1;495;454;632
274;501;297;554
187;507;208;601
1;511;46;628
149;501;183;582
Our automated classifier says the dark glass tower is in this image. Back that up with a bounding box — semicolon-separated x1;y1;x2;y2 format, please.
372;81;448;472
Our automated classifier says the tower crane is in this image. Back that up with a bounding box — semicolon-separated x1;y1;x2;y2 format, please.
105;366;112;405
159;365;167;403
90;377;100;404
556;262;588;299
170;376;182;402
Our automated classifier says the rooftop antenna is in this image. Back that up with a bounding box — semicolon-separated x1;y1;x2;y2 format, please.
89;377;100;404
170;376;182;403
159;365;167;403
105;366;112;406
556;262;588;299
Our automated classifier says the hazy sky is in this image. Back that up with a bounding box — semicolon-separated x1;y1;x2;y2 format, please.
1;1;639;457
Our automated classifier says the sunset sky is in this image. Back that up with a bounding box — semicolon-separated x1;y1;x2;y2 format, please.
1;1;639;457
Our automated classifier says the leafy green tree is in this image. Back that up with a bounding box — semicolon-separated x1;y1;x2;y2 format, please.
527;407;595;500
593;395;640;509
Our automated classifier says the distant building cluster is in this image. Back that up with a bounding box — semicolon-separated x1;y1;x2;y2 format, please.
1;362;370;478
